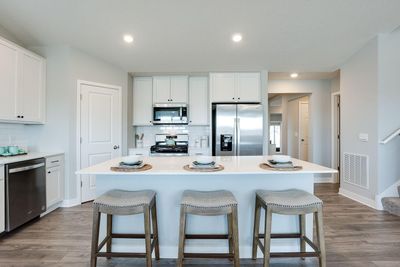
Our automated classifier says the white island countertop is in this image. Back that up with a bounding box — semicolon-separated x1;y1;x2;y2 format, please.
77;155;336;175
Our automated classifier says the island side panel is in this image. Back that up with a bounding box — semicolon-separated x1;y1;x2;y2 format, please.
95;172;314;258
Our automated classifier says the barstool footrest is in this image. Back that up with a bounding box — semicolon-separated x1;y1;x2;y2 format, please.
185;234;229;239
111;233;154;239
184;252;234;259
259;233;302;239
271;252;320;258
97;252;147;258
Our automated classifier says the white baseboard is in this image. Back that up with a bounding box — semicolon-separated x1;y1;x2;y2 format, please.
314;175;337;183
375;179;400;210
339;187;377;209
40;202;62;217
61;198;80;208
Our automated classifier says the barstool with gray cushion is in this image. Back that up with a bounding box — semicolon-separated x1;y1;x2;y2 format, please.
90;189;160;267
177;190;240;267
252;189;326;267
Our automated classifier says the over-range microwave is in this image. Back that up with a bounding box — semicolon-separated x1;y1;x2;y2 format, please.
152;104;188;125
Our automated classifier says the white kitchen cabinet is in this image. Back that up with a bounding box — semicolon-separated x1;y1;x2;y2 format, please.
0;37;46;124
17;51;46;123
210;72;260;103
210;73;235;102
153;76;171;103
189;77;209;125
0;39;18;121
170;76;188;103
133;77;153;126
153;76;188;103
236;73;261;102
45;155;64;209
0;165;4;233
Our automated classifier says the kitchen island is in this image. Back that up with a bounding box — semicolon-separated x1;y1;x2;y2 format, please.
77;156;336;258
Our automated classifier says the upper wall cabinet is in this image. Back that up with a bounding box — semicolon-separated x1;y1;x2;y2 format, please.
189;77;209;125
210;72;260;103
0;37;46;124
153;76;188;103
133;77;153;126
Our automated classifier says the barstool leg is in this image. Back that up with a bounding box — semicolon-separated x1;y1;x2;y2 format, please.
177;206;187;267
299;214;306;259
90;206;101;267
315;207;326;267
252;197;261;260
263;208;272;267
231;207;240;267
151;198;160;260
106;214;113;259
227;213;233;259
144;206;153;267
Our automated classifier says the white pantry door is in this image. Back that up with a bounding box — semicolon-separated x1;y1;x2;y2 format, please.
80;83;121;202
298;101;309;161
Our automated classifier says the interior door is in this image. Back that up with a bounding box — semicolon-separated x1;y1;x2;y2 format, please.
80;83;121;202
237;104;263;155
214;104;236;156
299;101;309;161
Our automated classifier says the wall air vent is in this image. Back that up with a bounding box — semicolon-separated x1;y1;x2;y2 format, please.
343;152;369;189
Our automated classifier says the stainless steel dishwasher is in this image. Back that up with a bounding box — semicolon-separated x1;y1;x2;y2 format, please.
5;158;46;232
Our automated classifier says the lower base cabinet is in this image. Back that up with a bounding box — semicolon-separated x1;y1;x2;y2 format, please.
45;155;64;209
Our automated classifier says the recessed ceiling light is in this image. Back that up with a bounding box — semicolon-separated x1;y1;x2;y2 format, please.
123;34;134;43
232;33;243;43
290;73;299;78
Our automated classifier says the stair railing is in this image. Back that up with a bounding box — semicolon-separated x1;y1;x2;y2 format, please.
380;127;400;144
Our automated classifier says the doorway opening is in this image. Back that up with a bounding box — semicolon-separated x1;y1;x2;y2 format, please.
268;93;311;161
331;92;341;183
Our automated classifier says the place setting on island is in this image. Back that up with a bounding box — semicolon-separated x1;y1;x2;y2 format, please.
183;155;224;172
110;155;152;172
259;154;303;171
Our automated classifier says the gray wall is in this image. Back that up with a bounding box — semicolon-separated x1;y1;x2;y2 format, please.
377;31;400;193
340;38;379;200
340;32;400;202
27;46;129;202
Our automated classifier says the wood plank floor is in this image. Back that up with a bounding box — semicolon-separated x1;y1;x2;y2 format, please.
1;184;400;266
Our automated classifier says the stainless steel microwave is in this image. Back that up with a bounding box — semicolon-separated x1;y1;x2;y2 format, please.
152;104;188;125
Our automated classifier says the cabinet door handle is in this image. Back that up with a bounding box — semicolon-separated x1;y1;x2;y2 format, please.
17;116;20;118
48;171;51;174
238;97;241;100
232;97;235;100
21;115;24;118
113;145;120;150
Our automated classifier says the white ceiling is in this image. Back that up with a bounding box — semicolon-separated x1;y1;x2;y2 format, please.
0;0;400;73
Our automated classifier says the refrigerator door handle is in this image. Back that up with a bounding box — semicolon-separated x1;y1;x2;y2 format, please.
233;117;237;155
237;118;241;155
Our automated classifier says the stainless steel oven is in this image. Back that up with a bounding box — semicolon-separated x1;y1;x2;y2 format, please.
152;104;188;125
5;158;46;232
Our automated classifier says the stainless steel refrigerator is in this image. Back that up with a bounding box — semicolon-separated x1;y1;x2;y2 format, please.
212;104;263;156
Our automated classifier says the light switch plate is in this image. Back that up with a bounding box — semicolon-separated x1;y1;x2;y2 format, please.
359;133;369;142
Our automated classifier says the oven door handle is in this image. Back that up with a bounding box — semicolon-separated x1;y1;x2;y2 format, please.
8;163;45;174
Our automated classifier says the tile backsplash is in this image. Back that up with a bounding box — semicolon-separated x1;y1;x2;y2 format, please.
0;123;29;150
134;125;210;148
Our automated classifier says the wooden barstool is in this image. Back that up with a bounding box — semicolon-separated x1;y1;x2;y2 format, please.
177;190;240;267
90;189;160;267
252;189;326;267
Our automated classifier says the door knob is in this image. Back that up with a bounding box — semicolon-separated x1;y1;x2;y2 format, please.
113;145;120;150
301;139;305;142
